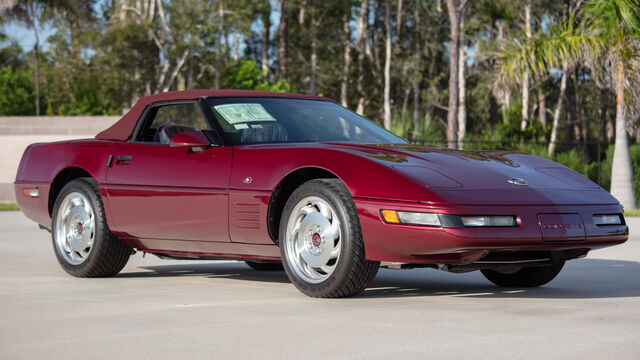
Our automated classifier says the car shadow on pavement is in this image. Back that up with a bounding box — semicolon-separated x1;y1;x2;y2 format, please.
362;258;640;299
117;258;640;299
118;261;291;284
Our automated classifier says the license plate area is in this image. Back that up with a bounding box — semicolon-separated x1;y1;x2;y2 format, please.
537;213;586;242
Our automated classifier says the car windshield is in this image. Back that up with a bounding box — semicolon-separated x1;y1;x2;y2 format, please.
205;97;407;145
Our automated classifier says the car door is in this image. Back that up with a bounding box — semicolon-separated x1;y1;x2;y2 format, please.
105;100;232;243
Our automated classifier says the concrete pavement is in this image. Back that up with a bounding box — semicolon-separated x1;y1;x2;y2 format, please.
1;211;639;359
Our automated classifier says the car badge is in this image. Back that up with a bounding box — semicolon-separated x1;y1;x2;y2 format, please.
243;177;253;184
507;177;529;186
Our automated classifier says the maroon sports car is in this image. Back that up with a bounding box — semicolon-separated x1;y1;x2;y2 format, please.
15;90;628;297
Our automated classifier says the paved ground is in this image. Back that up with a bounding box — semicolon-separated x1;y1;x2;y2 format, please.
1;211;638;360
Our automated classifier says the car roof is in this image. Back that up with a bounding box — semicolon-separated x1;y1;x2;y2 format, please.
95;89;334;141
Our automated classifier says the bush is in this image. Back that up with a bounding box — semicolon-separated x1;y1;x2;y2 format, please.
224;60;293;93
0;66;34;115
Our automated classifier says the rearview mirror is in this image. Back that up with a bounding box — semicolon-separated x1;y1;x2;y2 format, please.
169;131;213;152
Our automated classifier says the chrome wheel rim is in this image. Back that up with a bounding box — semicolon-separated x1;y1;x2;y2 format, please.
54;192;96;265
284;196;342;284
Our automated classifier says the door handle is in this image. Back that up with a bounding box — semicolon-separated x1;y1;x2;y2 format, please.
116;155;132;164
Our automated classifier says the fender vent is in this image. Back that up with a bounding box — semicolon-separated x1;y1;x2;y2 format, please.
233;203;261;229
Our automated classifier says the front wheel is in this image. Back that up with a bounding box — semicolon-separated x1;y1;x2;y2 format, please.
52;178;131;277
279;179;379;298
481;261;565;288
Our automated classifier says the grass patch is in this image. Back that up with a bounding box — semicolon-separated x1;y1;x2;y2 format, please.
0;203;20;211
625;209;640;217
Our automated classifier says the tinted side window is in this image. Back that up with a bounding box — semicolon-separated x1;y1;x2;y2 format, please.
136;102;210;144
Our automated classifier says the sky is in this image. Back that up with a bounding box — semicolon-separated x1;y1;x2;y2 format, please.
2;0;283;54
2;22;56;51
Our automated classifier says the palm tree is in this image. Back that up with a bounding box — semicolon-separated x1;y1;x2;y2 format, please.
4;1;53;116
496;13;599;155
4;0;86;116
497;0;638;210
584;0;639;210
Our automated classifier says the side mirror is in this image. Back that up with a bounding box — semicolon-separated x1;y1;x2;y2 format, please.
169;131;213;152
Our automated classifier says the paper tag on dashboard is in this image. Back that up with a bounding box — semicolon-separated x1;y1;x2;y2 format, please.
214;103;276;124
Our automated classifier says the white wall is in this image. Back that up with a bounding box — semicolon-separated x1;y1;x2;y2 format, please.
0;116;119;202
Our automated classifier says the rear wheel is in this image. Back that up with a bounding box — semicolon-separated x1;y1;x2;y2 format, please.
279;179;379;298
52;178;131;277
481;261;565;287
244;261;284;271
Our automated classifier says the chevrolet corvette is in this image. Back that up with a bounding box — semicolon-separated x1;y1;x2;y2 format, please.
15;89;628;297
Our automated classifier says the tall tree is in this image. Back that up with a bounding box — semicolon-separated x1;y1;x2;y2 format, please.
261;1;271;74
355;0;370;115
278;0;288;79
445;0;468;148
341;2;351;107
457;11;466;149
521;1;532;130
4;0;84;115
585;0;639;210
383;0;392;130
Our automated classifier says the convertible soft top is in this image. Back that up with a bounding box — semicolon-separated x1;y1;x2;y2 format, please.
95;89;333;141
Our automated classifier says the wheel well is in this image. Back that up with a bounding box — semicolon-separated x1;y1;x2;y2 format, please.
49;167;93;215
267;167;338;244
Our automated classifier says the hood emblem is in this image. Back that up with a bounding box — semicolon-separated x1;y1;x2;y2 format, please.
243;177;253;184
507;177;529;186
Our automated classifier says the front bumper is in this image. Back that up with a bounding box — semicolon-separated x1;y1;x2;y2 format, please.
355;198;628;264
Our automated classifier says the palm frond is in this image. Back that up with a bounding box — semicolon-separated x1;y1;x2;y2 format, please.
495;13;602;84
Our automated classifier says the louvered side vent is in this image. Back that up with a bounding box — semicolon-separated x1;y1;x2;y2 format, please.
233;202;261;229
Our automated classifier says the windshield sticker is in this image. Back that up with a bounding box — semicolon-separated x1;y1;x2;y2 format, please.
214;103;276;124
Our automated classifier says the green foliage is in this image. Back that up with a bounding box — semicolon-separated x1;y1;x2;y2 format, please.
0;66;34;115
224;60;293;92
631;145;640;201
0;203;20;211
469;104;549;147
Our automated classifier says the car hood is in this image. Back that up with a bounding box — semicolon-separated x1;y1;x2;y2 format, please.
325;143;618;206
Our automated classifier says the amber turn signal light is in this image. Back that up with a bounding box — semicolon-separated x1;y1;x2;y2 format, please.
381;210;400;223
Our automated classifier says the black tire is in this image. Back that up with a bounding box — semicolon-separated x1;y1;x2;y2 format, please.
244;261;284;271
51;177;131;277
279;178;379;298
481;261;565;288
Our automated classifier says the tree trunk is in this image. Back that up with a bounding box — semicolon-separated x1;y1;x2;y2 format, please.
341;4;352;107
548;63;569;155
33;28;40;116
299;0;306;24
310;7;318;95
412;81;421;140
610;62;638;209
394;0;403;56
606;92;615;142
233;35;239;64
565;72;576;151
411;3;421;141
521;2;531;130
383;0;392;130
574;70;588;161
538;86;547;127
599;88;608;142
457;14;466;150
215;0;224;89
445;0;462;148
261;4;271;74
278;0;288;78
356;0;369;115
